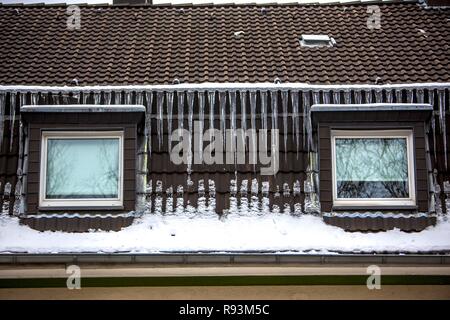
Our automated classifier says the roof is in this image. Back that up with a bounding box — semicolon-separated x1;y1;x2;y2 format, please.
0;2;449;85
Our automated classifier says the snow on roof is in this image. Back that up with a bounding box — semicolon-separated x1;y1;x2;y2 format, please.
21;104;146;112
1;213;448;254
311;103;434;112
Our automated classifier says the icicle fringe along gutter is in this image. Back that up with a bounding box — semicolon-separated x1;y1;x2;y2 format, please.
1;82;450;93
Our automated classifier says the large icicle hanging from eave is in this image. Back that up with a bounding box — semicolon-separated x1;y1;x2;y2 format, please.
145;91;153;156
249;90;257;170
9;92;17;152
186;91;195;174
438;89;447;169
0;93;5;152
219;91;227;146
239;90;247;151
156;91;164;150
229;90;237;166
197;91;205;163
270;90;278;161
290;90;300;159
166;91;174;153
281;90;288;160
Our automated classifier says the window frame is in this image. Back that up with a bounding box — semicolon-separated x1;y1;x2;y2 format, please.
39;130;124;209
330;129;416;208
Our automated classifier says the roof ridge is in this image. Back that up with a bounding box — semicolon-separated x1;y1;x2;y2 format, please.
0;0;421;9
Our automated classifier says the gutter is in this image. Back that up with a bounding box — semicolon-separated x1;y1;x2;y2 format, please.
1;253;449;265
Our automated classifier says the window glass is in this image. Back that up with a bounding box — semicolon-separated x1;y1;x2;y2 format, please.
335;137;409;199
45;138;120;199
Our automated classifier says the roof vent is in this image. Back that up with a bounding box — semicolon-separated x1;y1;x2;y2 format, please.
172;78;181;85
299;35;336;48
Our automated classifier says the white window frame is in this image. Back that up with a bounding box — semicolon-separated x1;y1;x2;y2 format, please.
331;129;416;207
39;131;124;208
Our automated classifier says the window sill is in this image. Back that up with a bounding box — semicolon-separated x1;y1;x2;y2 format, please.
332;205;418;211
38;206;125;211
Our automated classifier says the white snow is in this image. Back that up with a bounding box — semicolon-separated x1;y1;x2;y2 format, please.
1;213;449;254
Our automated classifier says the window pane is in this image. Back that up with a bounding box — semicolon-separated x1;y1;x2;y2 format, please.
335;137;409;199
46;138;120;199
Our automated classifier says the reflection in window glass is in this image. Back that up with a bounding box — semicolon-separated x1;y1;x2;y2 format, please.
45;138;120;199
335;138;409;199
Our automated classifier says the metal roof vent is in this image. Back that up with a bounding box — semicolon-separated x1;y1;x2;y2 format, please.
299;35;336;48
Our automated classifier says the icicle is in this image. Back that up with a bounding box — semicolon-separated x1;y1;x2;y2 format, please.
13;179;22;216
290;91;300;158
312;91;320;105
302;91;312;151
156;91;164;150
260;91;268;154
186;91;195;174
83;91;90;104
438;89;447;169
239;90;247;151
52;92;59;105
219;91;227;146
260;91;268;131
145;91;153;156
249;90;257;170
208;91;216;135
123;91;132;104
114;91;122;104
229;91;237;166
166;91;174;152
343;90;351;104
93;92;101;105
395;89;402;103
281;90;288;159
30;92;38;105
406;89;414;103
323;90;331;104
2;182;11;215
444;181;450;215
333;91;340;104
417;89;425;103
375;89;383;103
429;89;437;162
9;93;17;153
197;91;205;163
104;91;112;105
365;90;372;104
282;183;290;197
270;90;278;152
136;92;144;106
0;93;5;152
293;180;301;196
386;89;393;103
177;92;185;150
354;90;362;104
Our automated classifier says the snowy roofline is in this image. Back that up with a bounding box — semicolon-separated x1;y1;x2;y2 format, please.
0;0;423;9
311;103;433;112
1;82;450;93
21;104;146;113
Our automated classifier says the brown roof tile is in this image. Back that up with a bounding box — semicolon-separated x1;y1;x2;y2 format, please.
0;2;449;86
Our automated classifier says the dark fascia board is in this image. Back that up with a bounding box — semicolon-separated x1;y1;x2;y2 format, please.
310;103;433;125
20;104;146;113
311;103;433;113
